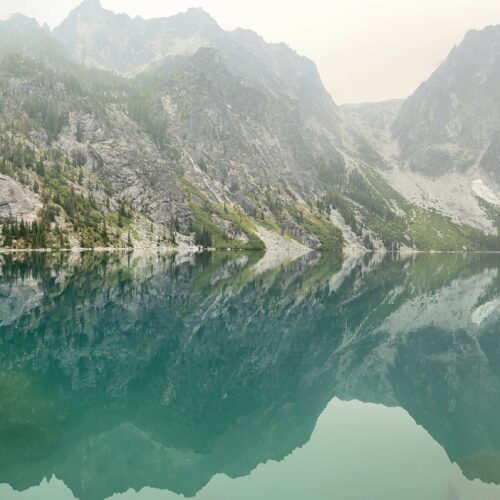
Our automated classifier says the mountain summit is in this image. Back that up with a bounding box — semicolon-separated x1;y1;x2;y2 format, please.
76;0;103;12
53;2;221;76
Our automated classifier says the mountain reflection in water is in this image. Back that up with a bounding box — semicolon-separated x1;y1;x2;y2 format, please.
0;250;499;500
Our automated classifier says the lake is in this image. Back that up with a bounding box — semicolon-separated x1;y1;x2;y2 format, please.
0;250;499;500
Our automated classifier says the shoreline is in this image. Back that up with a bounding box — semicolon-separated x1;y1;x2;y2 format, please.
0;246;197;255
343;249;500;255
1;247;500;255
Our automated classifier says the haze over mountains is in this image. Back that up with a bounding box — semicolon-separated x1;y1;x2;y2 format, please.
1;0;500;251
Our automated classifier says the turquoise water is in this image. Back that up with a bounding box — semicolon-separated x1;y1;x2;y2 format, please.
0;251;500;500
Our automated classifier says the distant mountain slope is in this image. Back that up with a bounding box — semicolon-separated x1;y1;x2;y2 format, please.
0;14;69;64
342;25;500;235
393;25;500;178
341;100;402;156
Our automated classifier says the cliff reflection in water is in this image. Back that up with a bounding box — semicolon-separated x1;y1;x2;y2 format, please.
0;250;500;499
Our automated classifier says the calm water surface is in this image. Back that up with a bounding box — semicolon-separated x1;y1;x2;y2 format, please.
0;251;499;500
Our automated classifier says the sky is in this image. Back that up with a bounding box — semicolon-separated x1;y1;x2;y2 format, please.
1;0;500;104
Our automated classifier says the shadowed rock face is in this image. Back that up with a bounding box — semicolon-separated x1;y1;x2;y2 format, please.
0;251;500;499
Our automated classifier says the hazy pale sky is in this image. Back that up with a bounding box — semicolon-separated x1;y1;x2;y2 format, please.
1;0;500;103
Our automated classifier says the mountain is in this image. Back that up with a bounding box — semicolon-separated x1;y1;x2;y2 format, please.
341;99;403;159
53;1;222;77
53;0;338;118
393;25;500;178
0;17;191;249
0;2;499;251
343;25;500;235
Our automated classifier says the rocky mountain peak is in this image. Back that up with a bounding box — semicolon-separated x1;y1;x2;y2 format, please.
51;2;223;77
391;22;500;177
74;0;103;14
184;7;218;23
2;13;41;32
162;7;221;35
61;0;107;26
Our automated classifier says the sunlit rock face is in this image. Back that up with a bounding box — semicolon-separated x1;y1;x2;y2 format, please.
0;252;500;498
0;175;41;223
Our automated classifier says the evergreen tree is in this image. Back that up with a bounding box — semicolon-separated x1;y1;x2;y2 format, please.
76;121;84;143
194;226;213;248
36;161;45;177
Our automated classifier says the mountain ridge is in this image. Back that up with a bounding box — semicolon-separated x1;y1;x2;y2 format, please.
0;2;499;252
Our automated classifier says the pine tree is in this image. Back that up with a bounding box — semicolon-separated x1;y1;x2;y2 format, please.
363;234;374;250
194;226;213;248
2;220;13;247
76;121;84;143
102;219;109;245
19;218;27;240
36;161;45;177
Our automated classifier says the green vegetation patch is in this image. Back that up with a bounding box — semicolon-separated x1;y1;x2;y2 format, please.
183;181;265;250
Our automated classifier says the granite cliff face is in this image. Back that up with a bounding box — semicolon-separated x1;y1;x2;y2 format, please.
52;0;348;191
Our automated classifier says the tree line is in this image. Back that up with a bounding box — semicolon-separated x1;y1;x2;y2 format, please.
1;208;64;249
